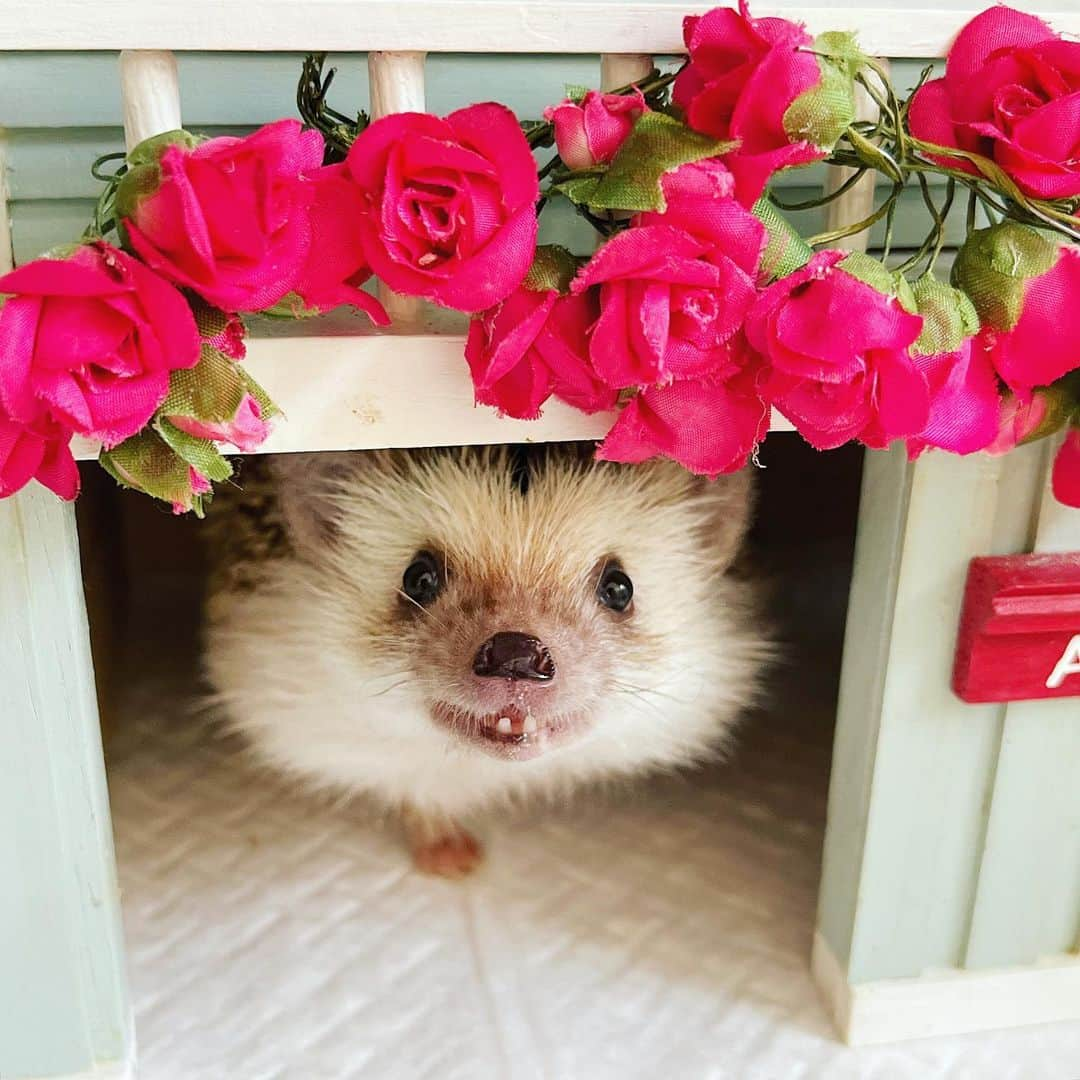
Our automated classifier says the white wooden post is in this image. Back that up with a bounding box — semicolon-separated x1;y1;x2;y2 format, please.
599;52;652;92
367;51;426;328
823;63;883;246
119;49;182;149
0;135;133;1077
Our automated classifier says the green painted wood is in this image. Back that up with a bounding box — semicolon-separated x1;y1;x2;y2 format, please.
0;53;935;129
0;484;132;1079
965;444;1080;970
817;447;1028;982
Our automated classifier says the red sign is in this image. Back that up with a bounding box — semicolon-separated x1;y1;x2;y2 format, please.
953;553;1080;704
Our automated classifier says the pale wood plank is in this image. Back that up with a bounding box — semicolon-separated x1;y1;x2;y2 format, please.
964;439;1080;969
0;2;1076;56
66;324;795;460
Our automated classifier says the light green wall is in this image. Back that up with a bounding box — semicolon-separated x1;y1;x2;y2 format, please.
1;53;958;265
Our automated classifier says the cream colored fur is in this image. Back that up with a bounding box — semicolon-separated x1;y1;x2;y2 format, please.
204;447;767;823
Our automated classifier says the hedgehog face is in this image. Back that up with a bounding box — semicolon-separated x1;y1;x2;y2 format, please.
303;445;755;763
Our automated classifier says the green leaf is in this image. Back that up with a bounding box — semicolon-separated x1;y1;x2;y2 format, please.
910;276;980;357
753;198;813;281
237;366;282;422
783;37;859;153
523;245;580;293
552;112;735;213
951;223;1060;332
839;251;917;312
260;291;324;319
114;161;161;221
99;428;205;510
160;346;250;423
126;129;198;168
153;419;234;482
564;83;589;103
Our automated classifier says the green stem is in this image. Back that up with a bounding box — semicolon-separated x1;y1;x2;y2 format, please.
807;182;902;247
769;167;867;212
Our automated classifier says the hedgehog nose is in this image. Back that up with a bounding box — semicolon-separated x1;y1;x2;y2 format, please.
473;632;555;681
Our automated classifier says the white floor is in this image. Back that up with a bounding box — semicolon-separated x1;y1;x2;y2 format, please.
105;585;1080;1079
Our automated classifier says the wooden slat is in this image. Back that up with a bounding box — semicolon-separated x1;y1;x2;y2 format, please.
0;2;1076;56
68;324;795;460
367;51;427;326
119;50;181;149
964;439;1080;970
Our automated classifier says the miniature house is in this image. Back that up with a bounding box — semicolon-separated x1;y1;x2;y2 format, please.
2;2;1079;1076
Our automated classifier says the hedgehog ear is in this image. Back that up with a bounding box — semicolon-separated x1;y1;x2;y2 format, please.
696;466;755;572
270;452;354;563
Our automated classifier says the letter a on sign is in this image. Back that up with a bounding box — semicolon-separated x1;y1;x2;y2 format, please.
1046;635;1080;690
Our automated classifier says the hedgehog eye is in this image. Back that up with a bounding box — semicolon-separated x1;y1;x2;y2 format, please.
402;551;442;606
597;564;633;613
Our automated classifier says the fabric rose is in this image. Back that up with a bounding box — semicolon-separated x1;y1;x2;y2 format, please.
1051;427;1080;508
466;276;615;420
635;158;766;276
985;388;1074;455
570;223;758;389
905;278;1000;459
167;392;271;453
0;243;200;448
173;467;212;516
597;345;769;476
953;223;1080;396
543;89;647;171
674;1;856;205
117;120;325;312
0;405;79;500
347;104;539;312
747;251;927;450
290;164;389;323
908;6;1080;200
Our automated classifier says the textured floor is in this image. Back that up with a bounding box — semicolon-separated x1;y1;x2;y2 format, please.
105;577;1080;1079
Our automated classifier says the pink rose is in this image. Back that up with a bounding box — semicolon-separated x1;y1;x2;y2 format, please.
953;224;1080;395
543;89;646;170
909;6;1080;200
0;405;78;500
118;120;325;312
570;223;758;389
167;392;271;453
986;390;1053;455
906;279;1000;459
747;251;927;450
0;243;200;448
291;164;389;323
347;104;539;312
173;467;212;516
1051;428;1080;508
467;285;614;420
598;345;768;476
674;1;851;204
906;338;1001;459
635;158;766;279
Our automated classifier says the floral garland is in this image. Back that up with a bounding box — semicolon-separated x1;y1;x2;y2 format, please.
1;2;1079;514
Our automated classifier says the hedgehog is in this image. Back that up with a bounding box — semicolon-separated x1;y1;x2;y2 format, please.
203;445;766;877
